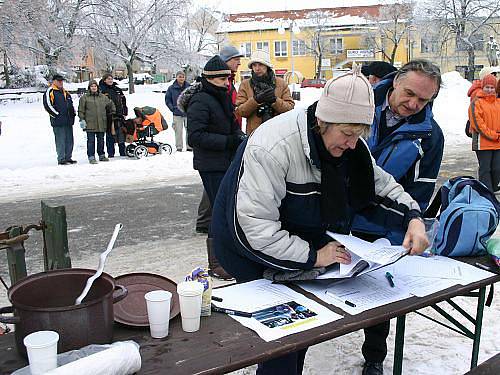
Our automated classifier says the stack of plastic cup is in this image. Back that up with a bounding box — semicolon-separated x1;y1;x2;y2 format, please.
23;330;59;374
144;290;173;338
177;281;204;332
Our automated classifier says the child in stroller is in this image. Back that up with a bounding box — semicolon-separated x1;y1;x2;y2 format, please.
123;106;173;159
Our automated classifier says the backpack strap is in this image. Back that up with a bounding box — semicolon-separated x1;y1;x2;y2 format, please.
423;189;442;218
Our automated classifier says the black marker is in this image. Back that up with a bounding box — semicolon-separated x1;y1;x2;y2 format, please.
211;296;223;302
211;304;253;318
344;300;356;308
474;262;495;272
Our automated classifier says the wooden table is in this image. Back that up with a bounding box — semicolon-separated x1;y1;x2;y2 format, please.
1;257;498;374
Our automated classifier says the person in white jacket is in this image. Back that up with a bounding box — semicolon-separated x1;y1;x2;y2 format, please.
211;66;429;375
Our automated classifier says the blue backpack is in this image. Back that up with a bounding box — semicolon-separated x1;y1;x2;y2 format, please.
424;176;500;256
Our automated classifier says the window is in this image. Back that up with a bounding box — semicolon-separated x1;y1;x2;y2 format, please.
274;41;288;57
420;39;439;53
292;40;307;56
456;34;483;52
240;42;252;58
330;38;343;54
256;41;269;53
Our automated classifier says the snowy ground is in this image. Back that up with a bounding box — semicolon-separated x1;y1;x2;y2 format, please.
0;72;499;374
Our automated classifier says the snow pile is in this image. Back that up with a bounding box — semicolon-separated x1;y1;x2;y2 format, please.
433;71;471;146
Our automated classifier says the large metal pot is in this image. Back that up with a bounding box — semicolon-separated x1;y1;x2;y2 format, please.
0;268;127;357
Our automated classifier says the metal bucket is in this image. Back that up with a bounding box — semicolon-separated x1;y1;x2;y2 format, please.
0;268;127;357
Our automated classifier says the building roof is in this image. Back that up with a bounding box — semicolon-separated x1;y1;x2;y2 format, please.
217;5;383;33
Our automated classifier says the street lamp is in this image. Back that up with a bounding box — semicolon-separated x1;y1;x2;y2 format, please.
278;20;301;100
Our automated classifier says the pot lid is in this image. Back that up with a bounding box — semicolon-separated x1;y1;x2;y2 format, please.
113;273;180;327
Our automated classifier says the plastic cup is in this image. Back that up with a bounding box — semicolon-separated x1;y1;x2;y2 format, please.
144;290;172;338
23;330;59;374
177;281;204;332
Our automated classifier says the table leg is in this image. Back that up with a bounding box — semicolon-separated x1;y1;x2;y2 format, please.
393;314;406;375
470;286;486;369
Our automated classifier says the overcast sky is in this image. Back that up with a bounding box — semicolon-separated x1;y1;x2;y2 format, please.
199;0;390;14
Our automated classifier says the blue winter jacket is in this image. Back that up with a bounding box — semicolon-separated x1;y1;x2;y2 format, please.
165;80;190;117
43;85;76;127
351;74;444;244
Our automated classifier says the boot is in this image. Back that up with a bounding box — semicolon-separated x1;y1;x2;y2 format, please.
206;238;234;281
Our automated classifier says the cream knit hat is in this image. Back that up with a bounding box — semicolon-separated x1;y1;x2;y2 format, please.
315;64;375;125
248;50;273;69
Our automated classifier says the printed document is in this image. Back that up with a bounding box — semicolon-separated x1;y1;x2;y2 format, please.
211;279;342;341
316;232;408;279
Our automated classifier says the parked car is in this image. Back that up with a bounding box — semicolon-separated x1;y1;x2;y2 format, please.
300;78;326;88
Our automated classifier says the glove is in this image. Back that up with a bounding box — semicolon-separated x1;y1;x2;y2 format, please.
226;134;242;150
79;119;87;130
254;88;276;104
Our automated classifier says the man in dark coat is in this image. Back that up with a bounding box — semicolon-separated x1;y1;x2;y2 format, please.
99;73;128;157
43;74;77;165
165;71;190;152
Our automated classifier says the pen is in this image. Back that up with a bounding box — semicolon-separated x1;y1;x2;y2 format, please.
325;291;357;308
385;272;395;288
211;304;253;318
211;296;223;302
474;262;495;272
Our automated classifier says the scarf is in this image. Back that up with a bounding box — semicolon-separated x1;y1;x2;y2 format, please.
251;70;276;122
307;103;375;231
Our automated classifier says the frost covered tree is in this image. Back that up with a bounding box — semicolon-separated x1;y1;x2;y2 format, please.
2;0;92;75
418;0;500;80
361;1;415;65
302;10;331;79
87;0;188;93
0;0;15;86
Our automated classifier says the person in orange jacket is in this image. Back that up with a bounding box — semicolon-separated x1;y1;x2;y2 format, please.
467;66;500;101
468;74;500;194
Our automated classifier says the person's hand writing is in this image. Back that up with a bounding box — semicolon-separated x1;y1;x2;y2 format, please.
314;241;351;267
402;218;429;255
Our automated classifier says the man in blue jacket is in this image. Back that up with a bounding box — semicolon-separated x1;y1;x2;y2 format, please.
165;71;190;152
43;74;77;165
352;59;445;375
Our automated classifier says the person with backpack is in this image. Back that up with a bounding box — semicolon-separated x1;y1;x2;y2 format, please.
468;74;500;195
78;80;116;164
99;73;128;157
350;60;444;375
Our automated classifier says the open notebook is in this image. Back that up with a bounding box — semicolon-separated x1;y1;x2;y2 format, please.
316;232;409;279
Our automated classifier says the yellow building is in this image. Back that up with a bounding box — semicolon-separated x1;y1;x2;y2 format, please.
217;5;410;82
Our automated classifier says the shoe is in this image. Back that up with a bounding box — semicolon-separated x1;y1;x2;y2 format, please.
208;267;235;281
187;149;193;152
66;159;77;164
196;227;209;234
108;155;115;158
58;160;69;165
206;238;235;281
177;148;182;152
362;362;383;375
99;155;109;162
89;158;98;165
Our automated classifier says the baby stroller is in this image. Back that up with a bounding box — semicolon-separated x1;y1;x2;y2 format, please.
124;106;173;159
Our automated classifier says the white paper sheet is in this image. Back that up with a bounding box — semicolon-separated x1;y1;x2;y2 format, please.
211;279;342;342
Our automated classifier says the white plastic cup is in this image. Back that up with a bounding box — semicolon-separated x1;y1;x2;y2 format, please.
23;330;59;374
144;290;172;338
177;281;204;332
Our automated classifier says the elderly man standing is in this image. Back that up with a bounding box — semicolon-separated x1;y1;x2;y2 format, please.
236;50;295;135
43;74;77;165
352;59;444;375
166;71;191;152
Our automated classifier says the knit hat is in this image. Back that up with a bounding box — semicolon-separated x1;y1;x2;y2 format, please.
248;50;273;69
87;79;98;89
219;45;244;62
367;61;397;79
315;64;374;125
202;56;231;78
481;74;497;88
52;74;65;81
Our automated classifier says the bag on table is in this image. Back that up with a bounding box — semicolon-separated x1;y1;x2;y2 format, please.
424;176;500;256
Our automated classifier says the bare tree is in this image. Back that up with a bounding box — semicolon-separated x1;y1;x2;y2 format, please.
418;0;500;80
3;0;92;74
0;0;15;86
87;0;187;93
360;1;415;64
302;10;331;78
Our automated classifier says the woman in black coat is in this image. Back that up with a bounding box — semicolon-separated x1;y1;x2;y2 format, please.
178;55;245;280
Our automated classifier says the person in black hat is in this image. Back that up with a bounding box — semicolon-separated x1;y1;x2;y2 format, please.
177;55;246;280
365;61;397;86
43;74;77;165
